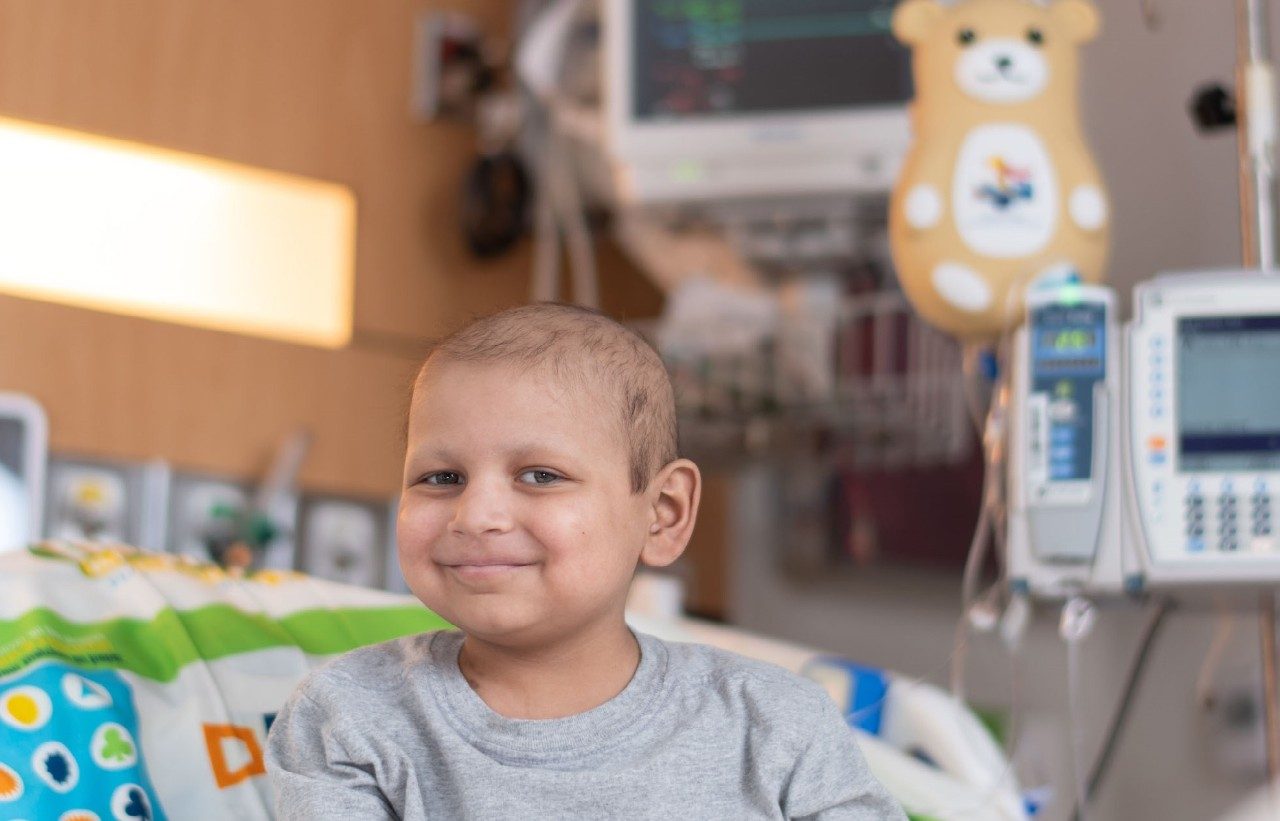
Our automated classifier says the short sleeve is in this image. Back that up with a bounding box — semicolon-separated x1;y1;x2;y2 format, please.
781;689;908;821
265;684;397;821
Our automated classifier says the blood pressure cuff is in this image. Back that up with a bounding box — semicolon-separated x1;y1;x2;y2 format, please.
0;542;448;820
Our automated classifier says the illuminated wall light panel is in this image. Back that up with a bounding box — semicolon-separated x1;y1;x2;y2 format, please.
0;116;355;348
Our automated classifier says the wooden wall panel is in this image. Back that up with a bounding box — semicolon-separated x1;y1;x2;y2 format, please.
0;294;420;499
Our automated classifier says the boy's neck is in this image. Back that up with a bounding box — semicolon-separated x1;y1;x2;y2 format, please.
457;617;641;720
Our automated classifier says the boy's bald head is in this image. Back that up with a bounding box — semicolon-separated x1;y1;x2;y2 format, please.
414;303;677;493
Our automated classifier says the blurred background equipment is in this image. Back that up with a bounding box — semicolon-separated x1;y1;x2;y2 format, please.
298;496;388;588
601;0;911;204
165;429;309;573
1006;281;1125;600
0;393;47;553
44;457;170;550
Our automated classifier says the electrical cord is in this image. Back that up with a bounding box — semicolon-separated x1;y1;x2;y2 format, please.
1069;599;1171;821
1061;596;1097;821
1195;610;1235;710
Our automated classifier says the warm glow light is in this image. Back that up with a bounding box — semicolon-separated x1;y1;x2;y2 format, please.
0;117;355;348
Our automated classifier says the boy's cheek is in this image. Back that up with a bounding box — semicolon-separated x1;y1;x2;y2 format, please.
397;502;444;548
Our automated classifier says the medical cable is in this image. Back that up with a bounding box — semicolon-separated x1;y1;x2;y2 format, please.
1069;599;1170;821
960;344;990;433
1060;596;1097;821
951;389;997;700
951;280;1024;700
1195;610;1236;709
1260;592;1280;782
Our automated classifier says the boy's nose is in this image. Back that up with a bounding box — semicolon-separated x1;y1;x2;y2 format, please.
449;483;514;536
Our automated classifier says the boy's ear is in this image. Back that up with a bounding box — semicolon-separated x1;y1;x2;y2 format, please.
640;459;701;569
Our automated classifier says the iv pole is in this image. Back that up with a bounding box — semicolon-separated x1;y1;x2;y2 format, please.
1233;0;1280;784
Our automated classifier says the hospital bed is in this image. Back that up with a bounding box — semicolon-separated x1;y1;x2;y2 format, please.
0;541;1026;820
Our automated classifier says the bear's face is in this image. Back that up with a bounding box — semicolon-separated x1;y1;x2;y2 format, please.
894;0;1098;107
954;25;1048;103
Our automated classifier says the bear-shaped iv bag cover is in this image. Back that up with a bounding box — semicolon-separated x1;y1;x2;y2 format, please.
889;0;1110;341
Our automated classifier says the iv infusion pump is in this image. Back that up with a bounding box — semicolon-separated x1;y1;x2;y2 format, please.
1009;284;1126;598
1128;272;1280;588
1009;270;1280;597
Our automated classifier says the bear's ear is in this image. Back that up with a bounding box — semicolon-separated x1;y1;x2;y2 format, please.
1050;0;1100;43
892;0;945;45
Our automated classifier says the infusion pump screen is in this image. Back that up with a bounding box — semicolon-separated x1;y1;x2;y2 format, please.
633;0;911;119
1177;315;1280;473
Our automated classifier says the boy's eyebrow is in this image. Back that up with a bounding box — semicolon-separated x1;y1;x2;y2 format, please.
506;443;581;464
405;441;581;464
404;443;456;464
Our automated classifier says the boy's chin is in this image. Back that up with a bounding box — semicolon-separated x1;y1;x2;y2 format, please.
455;611;613;653
459;617;563;649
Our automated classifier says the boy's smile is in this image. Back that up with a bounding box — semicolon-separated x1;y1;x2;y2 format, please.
398;359;652;647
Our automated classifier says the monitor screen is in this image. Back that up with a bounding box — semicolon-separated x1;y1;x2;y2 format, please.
1030;303;1106;482
0;416;30;550
1177;315;1280;473
0;417;24;482
632;0;911;121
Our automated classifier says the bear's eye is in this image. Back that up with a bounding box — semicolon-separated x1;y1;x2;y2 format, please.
1027;28;1044;45
957;28;976;46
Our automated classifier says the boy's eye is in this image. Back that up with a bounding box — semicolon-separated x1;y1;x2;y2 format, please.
518;469;562;485
423;471;463;486
957;28;976;46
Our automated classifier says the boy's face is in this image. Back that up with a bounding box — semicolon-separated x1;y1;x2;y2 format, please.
398;359;651;647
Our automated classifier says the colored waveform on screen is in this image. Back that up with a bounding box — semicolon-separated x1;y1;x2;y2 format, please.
649;1;892;48
635;0;907;118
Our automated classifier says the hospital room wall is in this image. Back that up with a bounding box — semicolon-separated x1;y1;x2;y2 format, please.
0;0;662;500
731;4;1271;821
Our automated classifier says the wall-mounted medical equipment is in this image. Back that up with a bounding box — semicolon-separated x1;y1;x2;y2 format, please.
0;393;47;552
1008;283;1125;598
167;470;301;572
298;496;387;588
44;457;170;550
603;0;911;204
167;472;254;564
1127;270;1280;590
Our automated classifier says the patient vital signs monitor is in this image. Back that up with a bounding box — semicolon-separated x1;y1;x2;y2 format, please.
1128;271;1280;588
605;0;912;202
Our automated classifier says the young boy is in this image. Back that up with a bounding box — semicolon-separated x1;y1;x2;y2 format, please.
266;304;905;819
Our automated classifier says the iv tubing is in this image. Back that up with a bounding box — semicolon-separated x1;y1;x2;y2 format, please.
1262;593;1280;782
1081;601;1170;811
1234;0;1280;783
1066;629;1089;821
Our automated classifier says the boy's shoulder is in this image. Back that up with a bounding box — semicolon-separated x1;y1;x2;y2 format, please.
661;634;821;688
655;635;837;728
292;630;443;706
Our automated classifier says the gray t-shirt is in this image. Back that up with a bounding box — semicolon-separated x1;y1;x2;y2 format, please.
266;630;906;820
